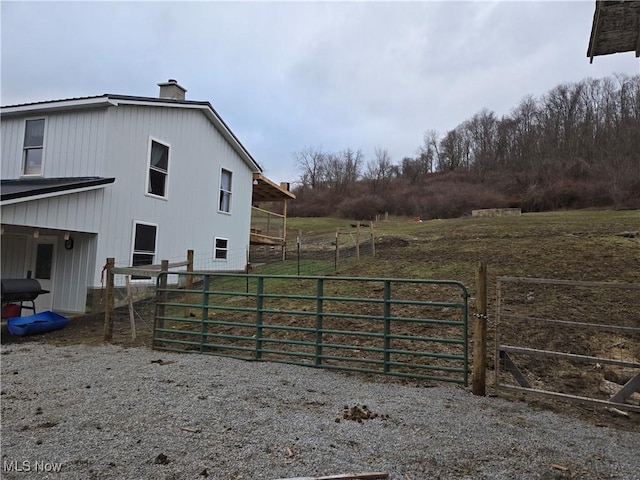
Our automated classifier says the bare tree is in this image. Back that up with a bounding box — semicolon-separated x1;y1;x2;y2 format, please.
364;147;394;192
324;148;364;193
438;127;470;171
417;130;440;174
294;147;326;189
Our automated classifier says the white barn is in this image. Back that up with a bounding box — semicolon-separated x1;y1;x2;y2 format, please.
1;80;289;314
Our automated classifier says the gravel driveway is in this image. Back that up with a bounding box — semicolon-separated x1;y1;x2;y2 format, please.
1;343;638;480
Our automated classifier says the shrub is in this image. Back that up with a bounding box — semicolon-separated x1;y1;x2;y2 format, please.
336;194;385;220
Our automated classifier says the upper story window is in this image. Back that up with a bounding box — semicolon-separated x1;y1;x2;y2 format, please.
219;168;232;213
147;139;170;198
23;119;45;175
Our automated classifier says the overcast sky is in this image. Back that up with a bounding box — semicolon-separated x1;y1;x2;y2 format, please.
2;1;639;184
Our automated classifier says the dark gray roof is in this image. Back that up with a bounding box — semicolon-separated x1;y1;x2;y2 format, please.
1;177;115;202
0;93;211;110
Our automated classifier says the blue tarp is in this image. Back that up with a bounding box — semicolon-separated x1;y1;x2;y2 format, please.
7;311;69;336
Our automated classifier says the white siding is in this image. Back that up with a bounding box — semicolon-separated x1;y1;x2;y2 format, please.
1;234;28;277
0;118;24;178
1;108;109;179
52;232;97;312
2;101;257;312
0;188;107;232
93;105;254;284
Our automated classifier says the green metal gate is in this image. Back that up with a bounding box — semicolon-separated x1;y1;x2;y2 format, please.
153;272;469;385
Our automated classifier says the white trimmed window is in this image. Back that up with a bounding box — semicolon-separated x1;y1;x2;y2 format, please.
132;222;157;279
214;237;228;260
23;118;45;175
219;168;232;213
147;138;170;198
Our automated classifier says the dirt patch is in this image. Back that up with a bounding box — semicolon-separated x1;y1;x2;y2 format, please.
375;235;411;249
1;310;152;348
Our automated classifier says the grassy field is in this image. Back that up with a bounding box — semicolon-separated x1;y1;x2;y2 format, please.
286;209;639;285
3;209;639;427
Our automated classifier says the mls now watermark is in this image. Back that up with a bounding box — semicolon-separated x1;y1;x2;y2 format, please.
3;459;63;473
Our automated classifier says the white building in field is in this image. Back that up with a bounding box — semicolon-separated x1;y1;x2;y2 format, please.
1;80;293;314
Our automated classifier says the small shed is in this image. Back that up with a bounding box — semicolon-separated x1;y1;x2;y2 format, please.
587;0;640;62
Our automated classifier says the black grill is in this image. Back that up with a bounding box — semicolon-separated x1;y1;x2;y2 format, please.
1;278;50;314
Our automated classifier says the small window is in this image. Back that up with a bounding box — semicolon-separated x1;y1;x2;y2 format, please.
147;139;169;198
219;169;232;213
132;222;157;279
23;119;45;175
35;243;54;280
214;237;228;260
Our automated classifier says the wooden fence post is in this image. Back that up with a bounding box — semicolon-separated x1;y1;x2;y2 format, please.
186;249;194;288
334;229;339;270
370;223;376;257
103;257;115;342
356;223;361;260
184;249;194;318
472;261;488;396
126;276;136;341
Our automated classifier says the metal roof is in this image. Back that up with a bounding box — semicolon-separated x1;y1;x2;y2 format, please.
587;0;640;62
1;177;115;205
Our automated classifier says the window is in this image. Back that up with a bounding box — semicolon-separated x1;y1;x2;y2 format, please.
147;139;169;198
132;222;157;279
214;237;228;260
23;119;45;175
35;243;54;280
219;169;232;213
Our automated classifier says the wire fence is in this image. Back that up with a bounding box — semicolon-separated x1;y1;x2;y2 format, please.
102;225;376;341
249;225;375;276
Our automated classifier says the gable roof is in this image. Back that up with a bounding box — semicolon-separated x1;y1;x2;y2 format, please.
1;177;115;206
587;0;640;62
1;93;263;173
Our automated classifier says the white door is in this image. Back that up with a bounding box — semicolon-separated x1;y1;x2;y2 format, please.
29;236;56;313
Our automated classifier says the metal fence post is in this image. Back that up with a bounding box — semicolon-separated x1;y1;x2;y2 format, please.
184;249;194;318
200;275;211;352
256;276;264;360
383;280;392;373
315;278;324;366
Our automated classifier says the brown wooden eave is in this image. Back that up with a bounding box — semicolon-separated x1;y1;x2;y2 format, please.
588;0;640;63
252;173;295;202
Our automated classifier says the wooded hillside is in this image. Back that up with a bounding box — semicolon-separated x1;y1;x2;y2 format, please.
289;74;640;219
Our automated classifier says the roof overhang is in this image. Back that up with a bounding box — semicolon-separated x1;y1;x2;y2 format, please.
587;0;640;62
252;173;296;202
1;96;116;117
1;177;115;206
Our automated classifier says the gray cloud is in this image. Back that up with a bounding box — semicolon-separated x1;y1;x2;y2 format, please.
2;1;638;183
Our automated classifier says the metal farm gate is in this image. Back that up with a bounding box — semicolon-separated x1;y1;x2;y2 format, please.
152;272;469;385
495;277;640;412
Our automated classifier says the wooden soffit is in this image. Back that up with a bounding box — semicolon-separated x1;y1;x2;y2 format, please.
587;0;640;62
252;173;296;202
